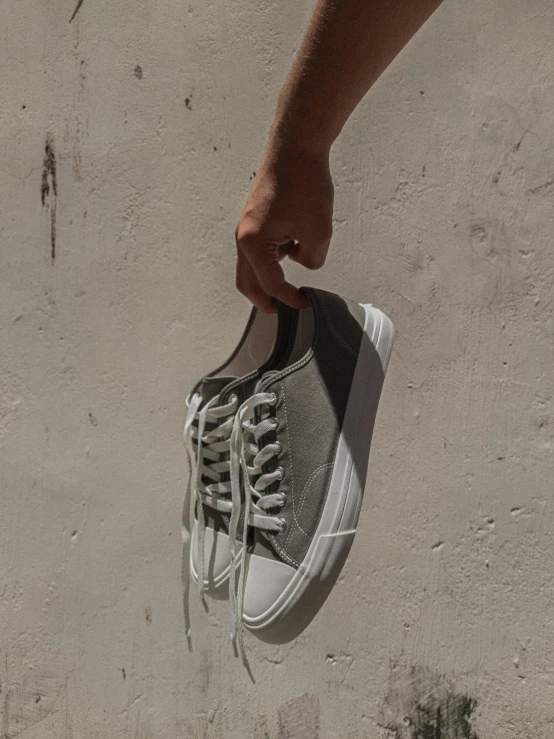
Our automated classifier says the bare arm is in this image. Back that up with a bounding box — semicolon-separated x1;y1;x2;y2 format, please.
235;0;445;312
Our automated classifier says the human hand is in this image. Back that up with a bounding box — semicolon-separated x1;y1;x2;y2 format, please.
235;143;334;313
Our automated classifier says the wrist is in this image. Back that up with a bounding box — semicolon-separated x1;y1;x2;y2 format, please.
265;118;333;166
272;78;336;155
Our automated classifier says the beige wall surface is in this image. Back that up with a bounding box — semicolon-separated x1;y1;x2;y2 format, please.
1;1;553;737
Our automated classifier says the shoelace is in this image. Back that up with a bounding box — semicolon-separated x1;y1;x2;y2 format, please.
228;391;286;660
182;391;239;601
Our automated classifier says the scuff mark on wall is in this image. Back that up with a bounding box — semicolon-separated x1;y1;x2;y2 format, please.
3;671;66;738
41;136;57;263
379;664;479;739
277;693;320;739
527;176;554;196
0;370;23;437
253;715;270;739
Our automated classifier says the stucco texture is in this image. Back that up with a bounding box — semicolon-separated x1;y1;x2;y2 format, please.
1;0;553;737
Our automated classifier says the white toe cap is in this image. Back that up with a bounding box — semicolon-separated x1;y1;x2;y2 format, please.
242;553;296;626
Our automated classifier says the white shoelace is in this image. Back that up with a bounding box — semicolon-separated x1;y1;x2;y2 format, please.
182;391;238;600
228;391;286;660
182;388;285;662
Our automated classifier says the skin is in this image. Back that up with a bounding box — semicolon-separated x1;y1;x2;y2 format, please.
235;0;445;312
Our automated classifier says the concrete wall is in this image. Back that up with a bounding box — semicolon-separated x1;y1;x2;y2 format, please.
1;0;553;736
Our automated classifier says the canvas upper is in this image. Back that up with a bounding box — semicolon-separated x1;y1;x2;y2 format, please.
183;300;298;597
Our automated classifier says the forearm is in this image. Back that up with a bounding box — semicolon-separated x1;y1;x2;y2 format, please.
268;0;444;155
236;0;446;310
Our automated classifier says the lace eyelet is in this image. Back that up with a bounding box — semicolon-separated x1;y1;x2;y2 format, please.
274;441;282;455
271;418;279;430
276;466;285;481
268;392;278;406
278;492;287;506
278;517;287;532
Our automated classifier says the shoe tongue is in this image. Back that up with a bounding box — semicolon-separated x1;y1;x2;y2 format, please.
197;375;237;402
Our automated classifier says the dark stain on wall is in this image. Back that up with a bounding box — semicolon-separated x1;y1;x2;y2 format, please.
69;0;85;23
41;136;57;263
379;664;479;739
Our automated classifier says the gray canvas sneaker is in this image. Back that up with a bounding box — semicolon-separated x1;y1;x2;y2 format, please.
182;301;297;602
227;287;395;646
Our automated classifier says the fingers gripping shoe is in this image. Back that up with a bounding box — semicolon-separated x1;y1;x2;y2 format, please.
229;287;395;644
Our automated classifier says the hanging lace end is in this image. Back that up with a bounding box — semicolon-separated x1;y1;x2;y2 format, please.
180;523;193;653
235;618;255;682
181;391;203;651
196;503;207;600
228;544;238;643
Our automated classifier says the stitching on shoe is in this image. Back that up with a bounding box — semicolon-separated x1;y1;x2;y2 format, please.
218;368;259;402
296;462;334;520
267;385;304;571
318;292;359;358
280;384;312;541
267;391;301;568
272;539;299;569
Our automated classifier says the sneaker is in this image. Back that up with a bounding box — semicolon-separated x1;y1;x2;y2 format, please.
182;302;297;600
228;287;395;645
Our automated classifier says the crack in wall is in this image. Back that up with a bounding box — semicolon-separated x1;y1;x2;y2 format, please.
40;135;57;263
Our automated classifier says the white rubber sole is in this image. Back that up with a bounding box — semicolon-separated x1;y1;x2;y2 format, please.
243;304;395;632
